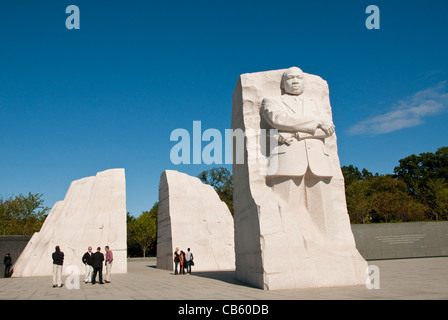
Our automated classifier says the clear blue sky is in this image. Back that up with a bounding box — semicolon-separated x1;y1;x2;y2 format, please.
1;0;447;217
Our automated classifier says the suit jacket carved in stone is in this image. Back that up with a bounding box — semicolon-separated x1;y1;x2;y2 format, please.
261;92;334;177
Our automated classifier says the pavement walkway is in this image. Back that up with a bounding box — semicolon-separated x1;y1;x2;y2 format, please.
0;257;447;300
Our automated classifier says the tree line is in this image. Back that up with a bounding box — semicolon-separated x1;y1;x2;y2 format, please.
344;146;448;223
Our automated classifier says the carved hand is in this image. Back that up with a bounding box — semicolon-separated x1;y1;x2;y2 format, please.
318;121;335;136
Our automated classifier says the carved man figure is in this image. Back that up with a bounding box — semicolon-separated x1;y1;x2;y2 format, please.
233;66;368;290
261;66;338;236
262;66;335;177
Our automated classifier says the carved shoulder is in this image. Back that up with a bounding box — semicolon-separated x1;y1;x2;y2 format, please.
261;97;282;111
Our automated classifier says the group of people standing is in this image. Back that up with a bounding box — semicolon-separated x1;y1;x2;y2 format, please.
173;247;194;275
51;245;113;288
81;246;113;285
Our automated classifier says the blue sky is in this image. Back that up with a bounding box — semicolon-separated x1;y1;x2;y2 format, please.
0;0;447;216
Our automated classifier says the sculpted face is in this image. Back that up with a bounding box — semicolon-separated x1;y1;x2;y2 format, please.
282;67;304;95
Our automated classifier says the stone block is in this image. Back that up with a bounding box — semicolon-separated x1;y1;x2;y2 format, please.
12;169;127;277
156;170;235;272
232;67;368;290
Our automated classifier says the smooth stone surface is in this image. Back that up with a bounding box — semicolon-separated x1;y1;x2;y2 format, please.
157;170;235;272
12;169;127;277
352;221;448;260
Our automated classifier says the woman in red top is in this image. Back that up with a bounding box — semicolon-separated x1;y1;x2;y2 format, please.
179;251;186;274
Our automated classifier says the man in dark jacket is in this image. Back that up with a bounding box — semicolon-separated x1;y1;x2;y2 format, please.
3;253;12;278
82;246;93;283
52;246;64;287
91;247;104;284
173;247;180;275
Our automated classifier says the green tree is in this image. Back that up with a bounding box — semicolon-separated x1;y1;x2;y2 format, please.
0;193;49;235
16;193;49;234
345;180;374;224
368;176;427;223
341;165;375;187
126;212;141;257
394;146;448;196
424;178;448;221
198;167;234;215
342;165;363;187
129;203;158;257
346;175;429;223
394;146;448;220
0;198;18;235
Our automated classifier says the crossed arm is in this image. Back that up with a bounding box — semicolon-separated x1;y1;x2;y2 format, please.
261;97;334;145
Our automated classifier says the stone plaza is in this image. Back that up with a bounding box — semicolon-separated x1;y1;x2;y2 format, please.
0;256;447;300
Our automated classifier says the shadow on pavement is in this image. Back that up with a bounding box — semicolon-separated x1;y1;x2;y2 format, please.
188;270;258;288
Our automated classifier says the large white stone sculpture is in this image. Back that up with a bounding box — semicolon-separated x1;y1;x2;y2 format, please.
231;67;368;290
12;169;127;277
157;170;235;272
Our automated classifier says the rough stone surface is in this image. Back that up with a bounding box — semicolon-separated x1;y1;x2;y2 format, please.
231;68;368;290
12;169;127;277
157;170;235;272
